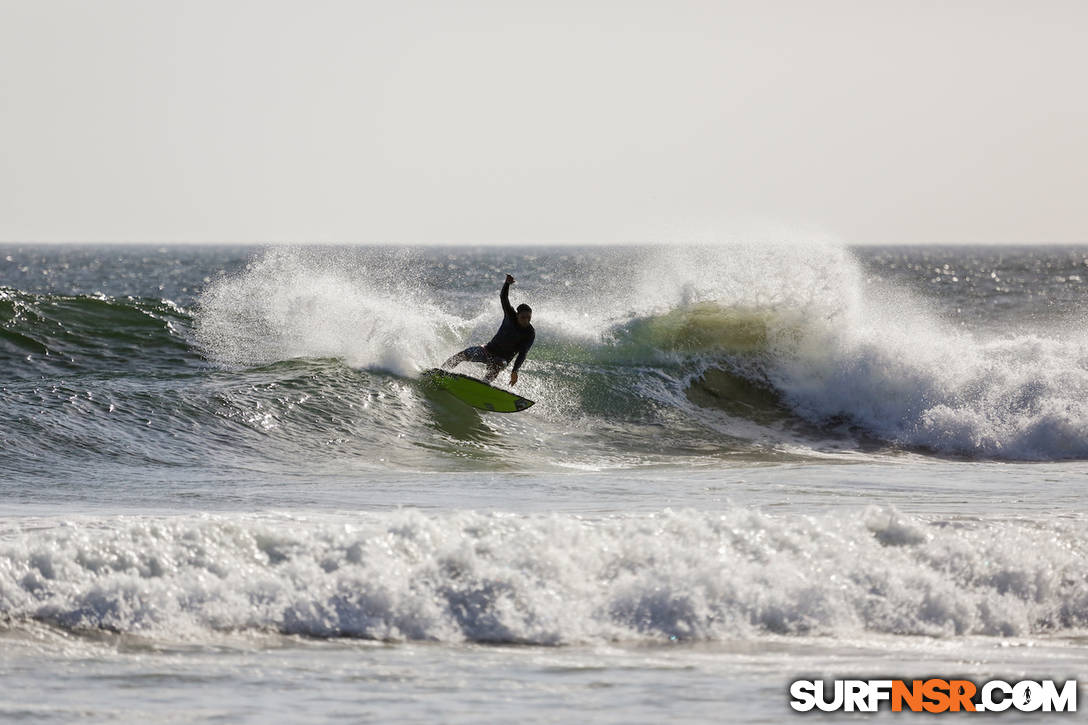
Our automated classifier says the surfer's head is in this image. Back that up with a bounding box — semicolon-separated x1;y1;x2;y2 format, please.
516;303;532;328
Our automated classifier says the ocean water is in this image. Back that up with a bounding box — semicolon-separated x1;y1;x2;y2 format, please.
1;243;1087;722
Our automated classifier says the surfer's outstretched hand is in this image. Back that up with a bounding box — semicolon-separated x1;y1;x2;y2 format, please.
510;370;519;386
505;274;515;285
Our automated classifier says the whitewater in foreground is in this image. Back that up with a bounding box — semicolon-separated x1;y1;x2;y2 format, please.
2;243;1087;722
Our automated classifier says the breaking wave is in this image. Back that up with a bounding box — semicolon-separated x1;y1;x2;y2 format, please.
4;243;1088;462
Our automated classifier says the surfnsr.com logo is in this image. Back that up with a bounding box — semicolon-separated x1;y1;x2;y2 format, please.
789;679;1077;713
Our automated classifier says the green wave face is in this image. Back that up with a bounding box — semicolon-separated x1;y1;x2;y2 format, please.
617;303;772;354
0;287;201;378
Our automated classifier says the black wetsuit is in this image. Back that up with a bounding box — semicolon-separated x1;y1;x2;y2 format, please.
486;281;535;371
443;281;535;382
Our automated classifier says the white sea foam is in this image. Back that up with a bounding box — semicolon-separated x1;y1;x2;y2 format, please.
750;274;1088;460
195;248;463;376
2;509;1086;644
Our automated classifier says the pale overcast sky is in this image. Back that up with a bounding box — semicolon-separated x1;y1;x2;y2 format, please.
1;0;1085;244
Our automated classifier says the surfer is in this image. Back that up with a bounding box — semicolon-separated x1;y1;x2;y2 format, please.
443;274;535;385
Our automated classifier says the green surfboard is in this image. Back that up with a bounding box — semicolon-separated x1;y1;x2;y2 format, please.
421;369;535;413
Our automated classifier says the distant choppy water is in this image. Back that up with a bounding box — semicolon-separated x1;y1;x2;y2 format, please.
2;243;1087;723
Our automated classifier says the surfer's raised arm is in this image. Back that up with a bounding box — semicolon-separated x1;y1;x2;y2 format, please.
500;274;516;318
